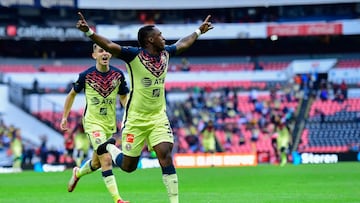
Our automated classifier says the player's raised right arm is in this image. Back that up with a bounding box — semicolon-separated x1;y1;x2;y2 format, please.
76;12;122;57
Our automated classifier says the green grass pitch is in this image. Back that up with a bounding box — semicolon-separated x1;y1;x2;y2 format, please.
0;162;359;203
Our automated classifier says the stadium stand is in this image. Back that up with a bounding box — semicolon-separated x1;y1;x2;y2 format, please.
0;65;37;73
298;98;360;153
335;59;360;69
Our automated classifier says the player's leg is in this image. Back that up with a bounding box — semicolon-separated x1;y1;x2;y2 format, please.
98;153;128;203
95;132;129;203
154;142;179;203
68;132;102;192
74;132;102;178
203;139;216;167
100;125;145;172
279;146;287;166
78;134;90;167
148;116;178;203
68;151;100;192
103;139;142;172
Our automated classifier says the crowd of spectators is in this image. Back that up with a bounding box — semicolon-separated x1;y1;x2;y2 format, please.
0;117;66;170
167;82;298;158
293;72;349;103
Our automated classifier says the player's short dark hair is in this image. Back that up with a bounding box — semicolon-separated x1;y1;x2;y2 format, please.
138;25;155;48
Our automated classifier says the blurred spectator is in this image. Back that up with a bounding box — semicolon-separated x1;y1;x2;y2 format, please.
249;88;258;103
250;125;260;142
32;78;39;93
333;91;345;103
72;119;90;167
10;128;23;170
331;82;339;99
275;122;292;167
63;132;75;166
169;63;177;72
180;57;191;72
22;144;35;166
200;120;217;153
39;135;48;164
340;80;348;100
184;124;200;152
319;87;329;101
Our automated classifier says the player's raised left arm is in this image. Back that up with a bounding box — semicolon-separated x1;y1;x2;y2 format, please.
77;12;122;57
174;15;214;54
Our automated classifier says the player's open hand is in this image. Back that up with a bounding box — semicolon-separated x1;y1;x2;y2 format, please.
76;12;90;32
60;118;69;132
198;15;214;34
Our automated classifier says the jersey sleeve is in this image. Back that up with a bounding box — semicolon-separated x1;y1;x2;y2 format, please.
118;71;129;95
73;72;86;93
165;45;177;56
118;46;141;63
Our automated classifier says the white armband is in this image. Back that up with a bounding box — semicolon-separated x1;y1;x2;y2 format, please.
195;29;201;37
85;28;94;37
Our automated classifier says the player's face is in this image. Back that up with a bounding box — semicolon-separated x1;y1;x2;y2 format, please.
93;46;112;66
149;27;165;51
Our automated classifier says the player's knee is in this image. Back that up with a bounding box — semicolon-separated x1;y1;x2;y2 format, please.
91;160;101;169
121;165;137;173
158;155;173;167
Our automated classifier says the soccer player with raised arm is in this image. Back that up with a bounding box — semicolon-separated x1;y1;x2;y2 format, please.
60;43;130;203
76;12;214;203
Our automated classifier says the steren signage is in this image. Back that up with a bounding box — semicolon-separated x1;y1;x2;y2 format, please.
301;153;338;164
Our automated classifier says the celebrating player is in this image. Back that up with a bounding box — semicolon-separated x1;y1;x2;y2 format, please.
60;43;129;203
76;12;214;203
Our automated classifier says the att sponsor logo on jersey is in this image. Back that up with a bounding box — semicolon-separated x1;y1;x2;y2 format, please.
154;77;165;85
91;97;115;105
141;77;165;87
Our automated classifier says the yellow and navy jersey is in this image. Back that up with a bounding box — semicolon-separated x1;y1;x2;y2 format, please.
73;65;129;134
118;45;176;119
202;129;216;141
276;126;290;148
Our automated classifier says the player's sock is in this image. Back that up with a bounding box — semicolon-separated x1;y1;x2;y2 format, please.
77;160;97;178
102;170;122;203
106;144;123;166
162;165;179;203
